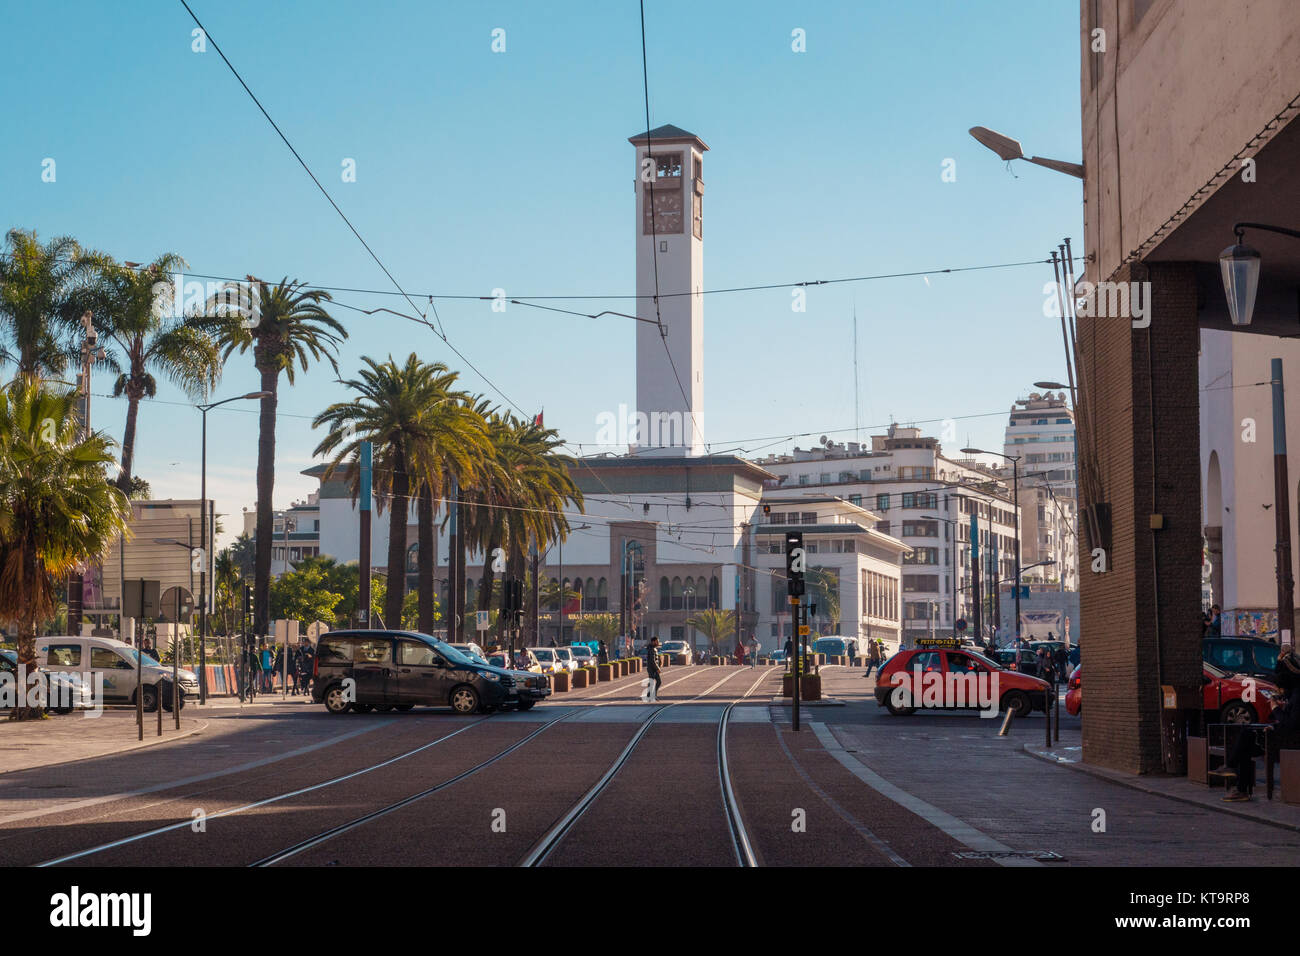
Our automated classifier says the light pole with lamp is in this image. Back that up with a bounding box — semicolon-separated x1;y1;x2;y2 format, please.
152;537;194;729
962;448;1022;642
683;582;696;657
1220;223;1300;645
196;391;270;704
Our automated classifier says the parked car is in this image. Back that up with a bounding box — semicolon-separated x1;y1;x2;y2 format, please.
313;630;550;715
658;640;691;663
0;648;94;713
552;646;579;673
1203;636;1281;680
874;644;1051;717
991;647;1041;677
527;647;565;674
812;637;859;660
448;643;489;665
37;636;198;712
568;644;597;667
768;649;787;663
1066;662;1279;724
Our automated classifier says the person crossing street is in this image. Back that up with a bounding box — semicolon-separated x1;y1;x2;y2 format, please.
641;636;662;702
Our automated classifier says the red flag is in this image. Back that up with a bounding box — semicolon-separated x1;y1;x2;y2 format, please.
533;410;544;428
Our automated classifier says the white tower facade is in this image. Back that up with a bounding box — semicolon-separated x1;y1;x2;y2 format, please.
630;125;707;456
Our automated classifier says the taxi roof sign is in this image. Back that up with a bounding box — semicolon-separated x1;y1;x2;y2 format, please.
915;637;962;648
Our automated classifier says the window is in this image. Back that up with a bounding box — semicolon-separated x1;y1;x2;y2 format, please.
876;494;890;512
659;576;670;610
902;520;938;537
877;521;890;535
848;494;862;507
903;547;939;565
317;638;353;663
903;574;940;592
353;639;391;663
902;493;915;509
798;474;811;486
801;512;816;525
47;644;81;666
91;647;130;669
399;640;438;666
642;152;684;235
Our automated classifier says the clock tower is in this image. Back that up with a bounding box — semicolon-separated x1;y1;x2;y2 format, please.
629;124;707;456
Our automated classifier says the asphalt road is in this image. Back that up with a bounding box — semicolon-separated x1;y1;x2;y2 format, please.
3;664;1296;868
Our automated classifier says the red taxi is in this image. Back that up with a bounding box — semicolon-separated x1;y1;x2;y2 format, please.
873;639;1051;717
1066;662;1279;723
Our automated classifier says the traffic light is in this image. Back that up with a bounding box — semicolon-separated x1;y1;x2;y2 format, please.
785;531;805;597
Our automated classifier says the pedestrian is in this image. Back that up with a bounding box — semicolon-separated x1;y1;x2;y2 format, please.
863;638;881;678
641;636;662;702
298;642;314;696
733;639;745;666
1224;646;1300;801
1040;650;1057;687
141;637;154;659
260;643;273;693
1054;644;1068;680
597;640;608;665
748;634;759;668
273;645;285;692
1209;605;1222;637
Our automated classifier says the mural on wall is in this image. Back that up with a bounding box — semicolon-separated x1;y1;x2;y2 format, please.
1228;610;1277;639
1020;610;1063;640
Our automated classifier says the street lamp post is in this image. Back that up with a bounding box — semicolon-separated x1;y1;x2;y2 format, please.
196;391;270;704
683;583;696;656
280;513;296;697
963;448;1023;642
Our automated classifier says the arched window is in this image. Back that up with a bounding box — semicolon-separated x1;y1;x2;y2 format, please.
659;576;670;610
584;577;597;611
596;577;608;610
546;577;559;611
671;576;683;610
709;575;719;607
684;576;695;609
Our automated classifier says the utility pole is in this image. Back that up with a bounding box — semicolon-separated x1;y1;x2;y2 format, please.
1272;358;1295;644
359;442;373;629
971;511;982;645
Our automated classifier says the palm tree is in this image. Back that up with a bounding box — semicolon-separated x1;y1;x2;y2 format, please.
461;412;582;648
572;612;620;647
84;254;222;492
687;607;736;656
0;381;131;719
214;277;346;639
314;354;487;630
0;228;99;379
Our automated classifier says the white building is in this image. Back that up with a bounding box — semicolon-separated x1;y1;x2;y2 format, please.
749;493;908;654
1002;392;1078;593
754;425;1019;642
242;493;322;577
1200;329;1300;639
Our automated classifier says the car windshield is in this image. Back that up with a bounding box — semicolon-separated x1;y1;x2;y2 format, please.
966;650;1007;670
1255;643;1280;670
121;647;160;666
555;648;572;658
1;649;15;664
533;649;554;661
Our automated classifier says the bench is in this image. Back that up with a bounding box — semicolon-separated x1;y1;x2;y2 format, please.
1206;723;1277;799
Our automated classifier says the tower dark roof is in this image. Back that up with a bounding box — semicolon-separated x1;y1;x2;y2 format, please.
628;124;709;150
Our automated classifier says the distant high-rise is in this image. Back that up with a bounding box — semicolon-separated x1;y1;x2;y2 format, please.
629;125;707;456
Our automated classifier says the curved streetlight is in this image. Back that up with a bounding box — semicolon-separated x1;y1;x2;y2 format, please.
968;126;1084;179
962;447;1023;640
195;391;271;703
1219;222;1300;327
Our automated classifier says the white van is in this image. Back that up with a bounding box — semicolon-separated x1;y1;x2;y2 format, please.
37;636;199;712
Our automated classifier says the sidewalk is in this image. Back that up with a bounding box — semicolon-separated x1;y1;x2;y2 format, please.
1024;739;1300;833
0;710;207;775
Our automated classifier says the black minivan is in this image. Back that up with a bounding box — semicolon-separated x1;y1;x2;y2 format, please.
312;630;550;715
1203;637;1281;680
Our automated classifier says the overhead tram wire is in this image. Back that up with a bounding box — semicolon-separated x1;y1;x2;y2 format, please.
176;0;526;422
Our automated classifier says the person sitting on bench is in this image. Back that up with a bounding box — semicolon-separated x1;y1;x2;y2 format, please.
1224;645;1300;801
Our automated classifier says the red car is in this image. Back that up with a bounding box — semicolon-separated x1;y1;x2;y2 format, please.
1065;662;1279;723
873;640;1051;717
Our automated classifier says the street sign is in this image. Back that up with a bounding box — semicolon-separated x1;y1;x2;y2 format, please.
798;624;810;636
476;610;490;631
122;579;160;619
955;618;967;632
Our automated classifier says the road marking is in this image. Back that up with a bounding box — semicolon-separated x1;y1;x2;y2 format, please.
587;665;717;699
809;722;1043;868
0;719;394;826
35;718;487;866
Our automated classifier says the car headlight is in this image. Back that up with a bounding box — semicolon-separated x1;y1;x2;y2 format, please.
1260;689;1277;701
480;672;500;682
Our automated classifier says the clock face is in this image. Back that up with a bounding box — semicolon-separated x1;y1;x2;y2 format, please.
644;184;683;235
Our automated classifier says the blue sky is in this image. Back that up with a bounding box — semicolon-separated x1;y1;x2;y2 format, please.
3;0;1083;545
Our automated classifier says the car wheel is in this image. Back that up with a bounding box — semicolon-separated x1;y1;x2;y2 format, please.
394;704;414;712
324;684;350;715
450;685;479;715
1221;701;1254;725
140;685;159;713
884;687;915;716
1002;691;1032;718
352;703;375;714
516;700;536;711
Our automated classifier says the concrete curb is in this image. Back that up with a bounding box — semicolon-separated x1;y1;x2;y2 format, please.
0;718;210;776
768;696;847;707
1021;743;1300;834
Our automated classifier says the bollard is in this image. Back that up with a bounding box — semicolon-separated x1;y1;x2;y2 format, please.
998;706;1015;737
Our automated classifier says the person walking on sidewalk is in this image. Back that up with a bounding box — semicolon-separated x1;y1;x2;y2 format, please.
863;638;881;678
642;637;662;702
748;635;759;668
260;643;273;693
